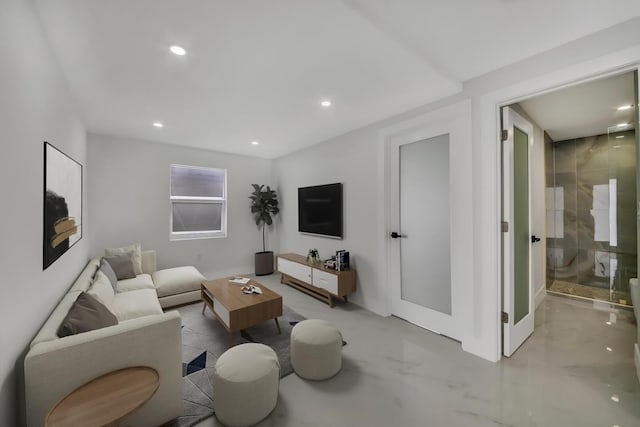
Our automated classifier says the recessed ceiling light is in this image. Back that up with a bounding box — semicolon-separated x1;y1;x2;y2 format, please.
616;122;629;127
170;45;186;56
615;135;625;139
611;394;620;403
320;100;332;107
152;122;164;128
606;347;613;351
251;141;259;146
617;104;633;111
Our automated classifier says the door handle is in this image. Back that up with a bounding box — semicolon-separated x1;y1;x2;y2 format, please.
531;235;541;243
390;232;407;239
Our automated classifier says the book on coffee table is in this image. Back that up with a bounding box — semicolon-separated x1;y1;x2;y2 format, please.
229;277;250;285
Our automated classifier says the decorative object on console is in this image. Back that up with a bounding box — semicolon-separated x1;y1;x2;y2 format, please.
336;250;350;271
43;142;82;270
249;184;280;275
306;248;320;263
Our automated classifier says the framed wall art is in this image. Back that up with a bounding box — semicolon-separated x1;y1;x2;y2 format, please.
43;142;82;269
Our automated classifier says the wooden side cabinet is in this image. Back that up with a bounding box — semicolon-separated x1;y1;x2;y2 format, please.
277;253;356;307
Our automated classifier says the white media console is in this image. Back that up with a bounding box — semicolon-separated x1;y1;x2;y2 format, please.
277;253;356;307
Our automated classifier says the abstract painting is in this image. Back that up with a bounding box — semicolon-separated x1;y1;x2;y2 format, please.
43;142;82;269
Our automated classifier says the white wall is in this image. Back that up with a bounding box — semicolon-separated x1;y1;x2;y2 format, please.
275;20;640;362
0;0;88;425
274;124;384;313
87;134;274;278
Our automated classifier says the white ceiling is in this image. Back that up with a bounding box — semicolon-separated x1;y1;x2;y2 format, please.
518;71;636;141
34;0;640;158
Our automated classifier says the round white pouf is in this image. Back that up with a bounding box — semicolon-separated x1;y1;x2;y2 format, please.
290;319;342;380
213;343;280;427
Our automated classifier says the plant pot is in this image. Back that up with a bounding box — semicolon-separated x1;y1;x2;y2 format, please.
255;251;274;276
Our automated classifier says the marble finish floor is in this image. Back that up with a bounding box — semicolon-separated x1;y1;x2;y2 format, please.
195;275;640;427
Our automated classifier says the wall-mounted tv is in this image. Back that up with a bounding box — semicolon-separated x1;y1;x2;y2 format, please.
298;183;343;239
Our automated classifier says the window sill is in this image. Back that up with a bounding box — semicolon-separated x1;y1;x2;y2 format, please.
170;232;227;241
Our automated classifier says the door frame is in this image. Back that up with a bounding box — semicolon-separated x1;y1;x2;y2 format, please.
489;63;640;361
381;100;473;343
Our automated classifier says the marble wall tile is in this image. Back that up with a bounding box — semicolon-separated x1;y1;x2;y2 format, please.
552;139;576;174
576;135;609;171
609;130;637;169
547;130;637;294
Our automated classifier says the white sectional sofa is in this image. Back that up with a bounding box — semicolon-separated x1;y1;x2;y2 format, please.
24;250;205;427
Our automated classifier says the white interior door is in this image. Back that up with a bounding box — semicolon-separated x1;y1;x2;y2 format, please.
502;106;535;356
389;128;461;341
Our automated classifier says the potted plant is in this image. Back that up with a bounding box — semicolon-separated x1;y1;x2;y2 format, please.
249;184;280;275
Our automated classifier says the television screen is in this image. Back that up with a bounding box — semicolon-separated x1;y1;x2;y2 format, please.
298;183;343;239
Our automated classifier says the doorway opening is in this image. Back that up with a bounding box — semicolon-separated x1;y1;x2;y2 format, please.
501;69;638;355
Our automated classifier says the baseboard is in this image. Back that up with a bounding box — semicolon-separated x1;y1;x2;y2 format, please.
535;285;546;309
635;343;640;385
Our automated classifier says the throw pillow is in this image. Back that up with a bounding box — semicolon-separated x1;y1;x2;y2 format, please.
105;243;142;275
99;258;118;292
87;270;115;310
104;253;136;280
57;292;118;337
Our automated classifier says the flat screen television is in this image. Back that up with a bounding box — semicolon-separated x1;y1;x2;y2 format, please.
298;183;343;239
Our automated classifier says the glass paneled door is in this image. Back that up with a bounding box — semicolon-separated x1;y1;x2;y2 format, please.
390;133;460;340
502;107;535;357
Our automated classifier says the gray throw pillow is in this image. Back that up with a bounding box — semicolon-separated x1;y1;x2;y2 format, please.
100;258;118;292
57;292;118;337
104;253;136;280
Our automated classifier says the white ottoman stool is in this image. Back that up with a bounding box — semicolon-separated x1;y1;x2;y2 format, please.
290;319;342;380
213;343;280;427
151;266;204;307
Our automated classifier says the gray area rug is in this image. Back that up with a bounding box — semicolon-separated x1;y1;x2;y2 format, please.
165;302;306;427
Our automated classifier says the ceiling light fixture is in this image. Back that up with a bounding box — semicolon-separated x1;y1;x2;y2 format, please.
617;105;633;111
152;122;164;128
170;45;186;56
615;136;625;139
320;100;332;107
251;141;259;146
616;122;629;128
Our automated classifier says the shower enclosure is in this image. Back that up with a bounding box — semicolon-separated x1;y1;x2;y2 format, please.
545;128;637;306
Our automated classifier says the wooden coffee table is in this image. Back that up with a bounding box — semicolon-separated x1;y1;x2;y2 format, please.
201;276;283;346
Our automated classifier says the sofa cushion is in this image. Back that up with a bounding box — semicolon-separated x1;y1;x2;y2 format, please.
87;270;115;311
99;258;118;292
104;253;136;280
69;258;101;293
112;289;163;321
117;274;155;293
152;266;205;298
30;291;83;348
57;292;118;337
105;243;142;275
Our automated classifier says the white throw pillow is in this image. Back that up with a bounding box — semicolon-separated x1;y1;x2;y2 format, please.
87;270;115;311
105;243;142;275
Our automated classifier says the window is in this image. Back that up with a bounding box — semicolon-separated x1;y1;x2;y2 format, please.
170;164;227;240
